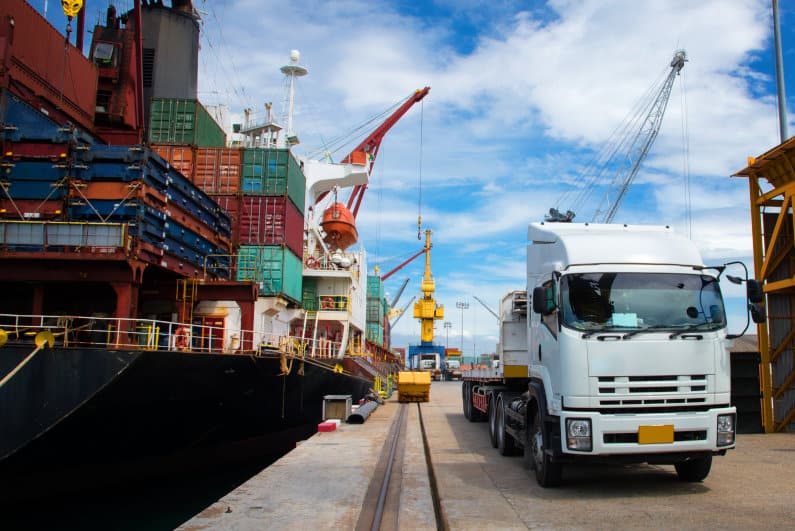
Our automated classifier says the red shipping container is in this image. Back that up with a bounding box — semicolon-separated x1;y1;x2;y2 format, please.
0;198;64;219
213;194;303;256
213;194;240;238
151;145;195;180
194;147;242;194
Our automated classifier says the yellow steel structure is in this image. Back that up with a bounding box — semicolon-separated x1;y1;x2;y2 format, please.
734;136;795;433
412;230;444;343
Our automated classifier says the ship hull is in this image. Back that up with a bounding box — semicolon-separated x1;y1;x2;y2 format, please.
0;343;372;493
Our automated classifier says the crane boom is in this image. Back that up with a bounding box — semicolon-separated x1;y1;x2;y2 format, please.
546;50;686;224
343;87;430;218
596;50;686;223
473;295;499;320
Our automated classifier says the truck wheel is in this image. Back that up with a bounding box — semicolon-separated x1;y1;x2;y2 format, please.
488;395;498;448
674;455;712;482
496;397;517;456
529;402;562;487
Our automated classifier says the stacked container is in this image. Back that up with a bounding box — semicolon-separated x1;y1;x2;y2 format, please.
232;148;305;303
366;275;387;347
69;145;232;277
147;98;307;303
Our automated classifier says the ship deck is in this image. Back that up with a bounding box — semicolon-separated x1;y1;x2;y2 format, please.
180;382;795;530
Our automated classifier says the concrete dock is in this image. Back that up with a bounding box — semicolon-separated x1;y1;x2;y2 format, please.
182;382;795;530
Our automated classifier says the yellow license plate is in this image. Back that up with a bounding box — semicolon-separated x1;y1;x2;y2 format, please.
638;425;674;444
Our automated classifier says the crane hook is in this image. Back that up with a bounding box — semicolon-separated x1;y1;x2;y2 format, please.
417;215;422;240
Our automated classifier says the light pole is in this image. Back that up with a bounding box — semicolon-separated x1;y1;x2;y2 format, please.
443;321;452;348
456;301;468;361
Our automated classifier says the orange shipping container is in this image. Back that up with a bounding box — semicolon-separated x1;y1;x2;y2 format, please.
151;145;195;180
194;147;242;194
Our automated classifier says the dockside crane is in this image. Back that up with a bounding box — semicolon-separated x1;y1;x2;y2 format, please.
547;50;687;224
412;229;444;344
340;87;430;219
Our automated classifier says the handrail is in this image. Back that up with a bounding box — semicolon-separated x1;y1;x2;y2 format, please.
0;313;345;359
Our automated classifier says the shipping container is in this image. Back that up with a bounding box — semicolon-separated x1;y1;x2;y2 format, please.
367;275;384;299
0;198;64;220
236;245;302;303
2;179;66;200
148;98;226;147
240;148;305;212
366;322;384;346
237;195;303;255
75;145;233;240
2;141;70;161
211;194;303;254
151;145;195;179
194;147;242;194
1;0;98;134
367;296;385;323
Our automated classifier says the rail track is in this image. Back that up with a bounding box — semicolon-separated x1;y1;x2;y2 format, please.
356;402;446;531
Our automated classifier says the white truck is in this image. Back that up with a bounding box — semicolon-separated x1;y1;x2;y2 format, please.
462;222;764;487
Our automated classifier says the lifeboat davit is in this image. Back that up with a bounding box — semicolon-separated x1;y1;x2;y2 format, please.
321;202;358;250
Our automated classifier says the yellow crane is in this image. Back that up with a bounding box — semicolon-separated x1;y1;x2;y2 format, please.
412;229;444;343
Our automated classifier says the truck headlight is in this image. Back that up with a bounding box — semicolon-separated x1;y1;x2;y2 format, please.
717;413;735;447
566;418;592;452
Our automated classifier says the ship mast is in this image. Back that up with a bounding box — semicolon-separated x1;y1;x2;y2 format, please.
280;50;308;147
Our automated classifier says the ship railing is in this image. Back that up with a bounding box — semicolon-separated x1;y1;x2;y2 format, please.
303;251;361;279
0;313;347;360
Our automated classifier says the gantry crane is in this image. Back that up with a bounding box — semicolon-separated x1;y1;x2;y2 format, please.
547;50;687;223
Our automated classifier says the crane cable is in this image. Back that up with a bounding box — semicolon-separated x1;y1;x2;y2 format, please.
417;98;425;239
679;67;692;238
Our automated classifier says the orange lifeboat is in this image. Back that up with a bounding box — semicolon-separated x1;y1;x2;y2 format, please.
321;202;358;250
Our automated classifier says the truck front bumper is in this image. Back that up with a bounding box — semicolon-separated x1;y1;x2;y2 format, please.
557;406;736;457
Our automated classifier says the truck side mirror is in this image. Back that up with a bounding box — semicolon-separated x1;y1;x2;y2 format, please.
747;279;764;303
750;303;766;324
532;286;555;315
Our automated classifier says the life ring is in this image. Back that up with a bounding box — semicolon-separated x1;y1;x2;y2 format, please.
321;297;334;310
306;257;317;268
174;326;190;350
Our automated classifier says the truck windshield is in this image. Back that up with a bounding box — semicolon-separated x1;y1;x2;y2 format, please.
560;272;726;333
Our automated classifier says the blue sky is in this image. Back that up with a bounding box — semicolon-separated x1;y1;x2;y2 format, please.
37;1;795;359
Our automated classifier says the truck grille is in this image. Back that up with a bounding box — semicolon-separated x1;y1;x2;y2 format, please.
604;430;707;444
596;375;708;407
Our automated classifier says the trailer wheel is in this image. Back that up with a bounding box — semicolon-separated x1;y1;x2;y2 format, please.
488;395;498;448
674;454;712;482
529;402;562;487
496;397;517;456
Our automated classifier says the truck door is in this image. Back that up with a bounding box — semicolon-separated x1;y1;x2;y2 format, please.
530;277;561;392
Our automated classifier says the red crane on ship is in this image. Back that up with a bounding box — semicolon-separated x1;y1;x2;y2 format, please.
318;87;430;251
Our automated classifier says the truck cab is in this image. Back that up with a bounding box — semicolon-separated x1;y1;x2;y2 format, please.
462;222;759;487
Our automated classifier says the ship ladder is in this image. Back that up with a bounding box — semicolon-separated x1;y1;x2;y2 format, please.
176;279;198;324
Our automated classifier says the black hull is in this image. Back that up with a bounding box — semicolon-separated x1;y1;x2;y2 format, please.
0;343;372;497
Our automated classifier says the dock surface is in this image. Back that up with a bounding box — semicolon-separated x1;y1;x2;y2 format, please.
182;382;795;530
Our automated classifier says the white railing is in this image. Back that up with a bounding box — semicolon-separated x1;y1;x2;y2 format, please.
0;313;345;360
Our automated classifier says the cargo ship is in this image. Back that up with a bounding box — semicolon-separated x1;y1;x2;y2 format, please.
0;0;415;495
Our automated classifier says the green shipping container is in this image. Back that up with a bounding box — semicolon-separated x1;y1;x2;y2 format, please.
302;277;318;311
366;275;384;299
367;296;384;323
236;245;303;302
148;98;227;147
366;322;384;346
241;148;305;212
